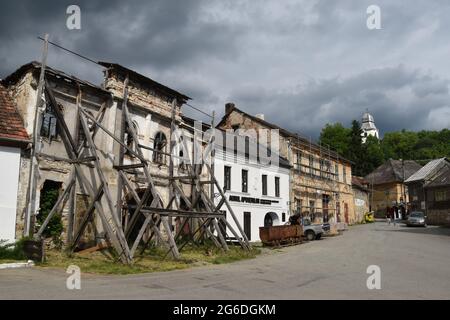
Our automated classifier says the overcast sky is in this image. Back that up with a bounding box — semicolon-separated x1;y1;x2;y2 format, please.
1;0;449;139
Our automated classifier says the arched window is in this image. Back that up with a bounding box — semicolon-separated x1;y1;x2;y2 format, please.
125;121;139;154
78;110;95;148
41;101;63;141
152;132;167;164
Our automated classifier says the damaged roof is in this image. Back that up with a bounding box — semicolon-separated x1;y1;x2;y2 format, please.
425;166;450;187
0;83;30;147
2;61;110;96
352;176;369;191
99;62;191;103
365;159;422;185
405;158;450;183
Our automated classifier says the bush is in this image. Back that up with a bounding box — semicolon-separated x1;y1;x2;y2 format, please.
36;182;63;242
0;238;27;260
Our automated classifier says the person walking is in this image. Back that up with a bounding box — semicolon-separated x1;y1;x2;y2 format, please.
392;208;397;226
386;206;391;225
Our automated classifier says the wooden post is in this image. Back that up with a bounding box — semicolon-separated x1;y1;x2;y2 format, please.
25;34;49;236
116;77;129;225
210;111;216;203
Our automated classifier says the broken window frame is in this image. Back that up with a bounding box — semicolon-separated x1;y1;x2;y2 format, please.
40;100;62;141
152;131;167;164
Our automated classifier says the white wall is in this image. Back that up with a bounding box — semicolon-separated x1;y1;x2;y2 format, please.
0;146;21;243
214;150;290;242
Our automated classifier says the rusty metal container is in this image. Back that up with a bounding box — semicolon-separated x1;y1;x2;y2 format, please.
259;225;303;246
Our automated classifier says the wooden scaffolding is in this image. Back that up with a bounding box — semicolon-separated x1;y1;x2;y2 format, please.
31;38;251;264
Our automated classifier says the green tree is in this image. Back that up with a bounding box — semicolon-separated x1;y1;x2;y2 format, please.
319;123;351;156
361;135;384;175
381;130;418;160
318;122;449;177
347;120;365;176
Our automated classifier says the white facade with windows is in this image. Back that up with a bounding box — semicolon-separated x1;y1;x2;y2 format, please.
214;134;290;242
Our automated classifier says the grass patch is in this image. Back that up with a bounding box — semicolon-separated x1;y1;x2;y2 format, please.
38;244;260;275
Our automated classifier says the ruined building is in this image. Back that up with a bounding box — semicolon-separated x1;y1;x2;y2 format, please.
2;61;209;250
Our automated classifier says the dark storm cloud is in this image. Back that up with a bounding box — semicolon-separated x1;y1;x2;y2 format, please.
229;65;450;137
0;0;449;138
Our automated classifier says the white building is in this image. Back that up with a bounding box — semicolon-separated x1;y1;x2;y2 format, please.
0;84;30;243
214;131;291;242
361;111;379;143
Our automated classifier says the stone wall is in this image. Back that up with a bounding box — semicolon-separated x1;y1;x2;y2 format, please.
103;69;183;121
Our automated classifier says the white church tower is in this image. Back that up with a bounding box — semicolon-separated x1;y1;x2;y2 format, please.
361;110;379;143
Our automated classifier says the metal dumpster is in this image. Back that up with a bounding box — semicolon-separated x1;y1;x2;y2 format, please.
259;225;303;246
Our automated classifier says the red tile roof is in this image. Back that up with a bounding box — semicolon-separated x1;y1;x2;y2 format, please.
0;83;30;146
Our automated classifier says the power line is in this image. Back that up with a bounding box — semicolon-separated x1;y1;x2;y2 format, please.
38;36;101;66
38;36;214;119
184;102;213;118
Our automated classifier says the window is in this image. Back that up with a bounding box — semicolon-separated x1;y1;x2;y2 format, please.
296;150;302;170
152;132;167;164
282;212;286;222
262;174;267;196
275;177;280;197
309;155;314;175
309;200;315;214
325;161;331;179
244;212;251;241
125;121;139;151
218;210;227;238
322;195;330;223
335;164;339;181
78;110;95;148
224;166;231;191
241;169;248;193
435;190;447;201
40;101;60;140
295;198;302;214
343;166;347;184
244;136;249;159
319;159;324;178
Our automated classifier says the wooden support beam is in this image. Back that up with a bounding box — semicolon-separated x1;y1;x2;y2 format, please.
113;163;145;170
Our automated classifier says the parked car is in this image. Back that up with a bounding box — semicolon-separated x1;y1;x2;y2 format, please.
406;211;427;227
302;217;324;241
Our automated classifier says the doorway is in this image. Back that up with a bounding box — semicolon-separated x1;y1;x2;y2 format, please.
264;212;280;227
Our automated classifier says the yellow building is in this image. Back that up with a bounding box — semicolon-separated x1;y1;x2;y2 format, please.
365;159;422;217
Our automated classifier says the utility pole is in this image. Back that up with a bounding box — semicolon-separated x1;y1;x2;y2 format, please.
25;34;49;237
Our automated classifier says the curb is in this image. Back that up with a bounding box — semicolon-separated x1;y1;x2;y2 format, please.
0;260;35;270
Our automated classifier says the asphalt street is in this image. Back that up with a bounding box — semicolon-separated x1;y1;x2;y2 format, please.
1;221;449;299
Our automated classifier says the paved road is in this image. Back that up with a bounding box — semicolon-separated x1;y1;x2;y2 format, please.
1;221;450;299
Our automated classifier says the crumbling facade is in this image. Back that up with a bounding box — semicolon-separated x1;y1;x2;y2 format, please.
3;62;209;247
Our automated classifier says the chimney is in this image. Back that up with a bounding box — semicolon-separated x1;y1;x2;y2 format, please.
225;102;235;114
255;113;265;120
